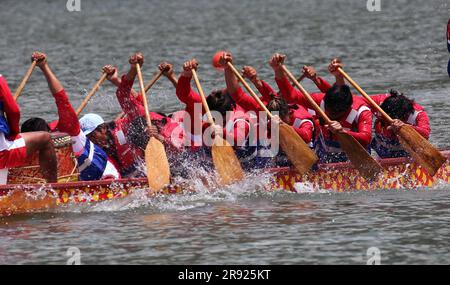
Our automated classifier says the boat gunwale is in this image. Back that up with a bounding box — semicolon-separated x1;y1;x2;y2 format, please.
1;149;449;193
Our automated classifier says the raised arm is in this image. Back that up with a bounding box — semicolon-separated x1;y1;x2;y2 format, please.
175;59;202;107
0;75;20;138
242;65;278;103
113;53;146;121
302;66;332;93
158;62;178;89
270;53;309;106
214;55;260;113
328;58;345;87
32;52;63;94
32;51;80;136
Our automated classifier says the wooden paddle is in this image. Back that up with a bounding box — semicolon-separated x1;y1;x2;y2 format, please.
136;64;171;193
116;70;164;120
14;61;37;101
281;65;384;181
296;74;306;83
338;68;447;176
191;69;244;185
227;62;318;175
75;72;108;116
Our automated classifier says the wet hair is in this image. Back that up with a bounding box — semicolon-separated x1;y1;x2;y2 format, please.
21;118;50;133
126;116;150;150
266;94;290;117
381;89;414;120
206;90;235;115
324;84;353;115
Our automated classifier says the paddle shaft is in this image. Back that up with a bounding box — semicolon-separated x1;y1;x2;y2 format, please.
145;70;164;93
14;61;37;101
296;74;306;83
226;62;273;118
192;69;244;185
337;68;394;124
191;69;215;125
136;64;153;127
281;65;332;124
76;73;108;116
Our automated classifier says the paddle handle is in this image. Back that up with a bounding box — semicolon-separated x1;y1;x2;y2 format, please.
297;74;306;83
136;64;152;127
76;72;108;116
145;70;164;93
338;68;394;124
192;69;215;125
14;61;37;101
226;62;273;118
281;65;332;125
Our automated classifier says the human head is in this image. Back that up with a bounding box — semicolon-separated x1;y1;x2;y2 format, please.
206;89;234;116
324;84;353;120
79;113;108;147
381;90;414;121
266;94;291;124
21;118;51;133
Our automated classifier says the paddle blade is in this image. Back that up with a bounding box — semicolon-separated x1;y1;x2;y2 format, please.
145;137;171;193
278;124;318;175
336;132;384;181
212;137;244;185
397;125;447;176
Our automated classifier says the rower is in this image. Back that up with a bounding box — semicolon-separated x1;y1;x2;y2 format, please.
296;63;431;159
239;65;315;146
20;52;120;181
176;58;255;169
102;60;161;178
0;74;57;184
367;90;430;158
102;53;185;177
219;54;315;168
271;54;373;163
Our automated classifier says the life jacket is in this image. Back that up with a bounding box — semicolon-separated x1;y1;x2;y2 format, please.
372;103;424;158
0;101;10;136
76;138;110;181
222;109;257;170
313;97;371;161
290;105;315;147
110;121;144;177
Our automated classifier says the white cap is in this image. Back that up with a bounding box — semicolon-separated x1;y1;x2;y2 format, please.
79;113;105;135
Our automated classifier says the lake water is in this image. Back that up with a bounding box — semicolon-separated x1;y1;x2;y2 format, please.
0;0;449;265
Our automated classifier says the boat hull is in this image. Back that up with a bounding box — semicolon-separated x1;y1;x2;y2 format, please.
1;150;449;217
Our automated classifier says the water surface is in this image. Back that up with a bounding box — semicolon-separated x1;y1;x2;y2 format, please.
0;0;449;265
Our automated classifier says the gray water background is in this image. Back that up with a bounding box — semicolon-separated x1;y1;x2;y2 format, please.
0;0;450;264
